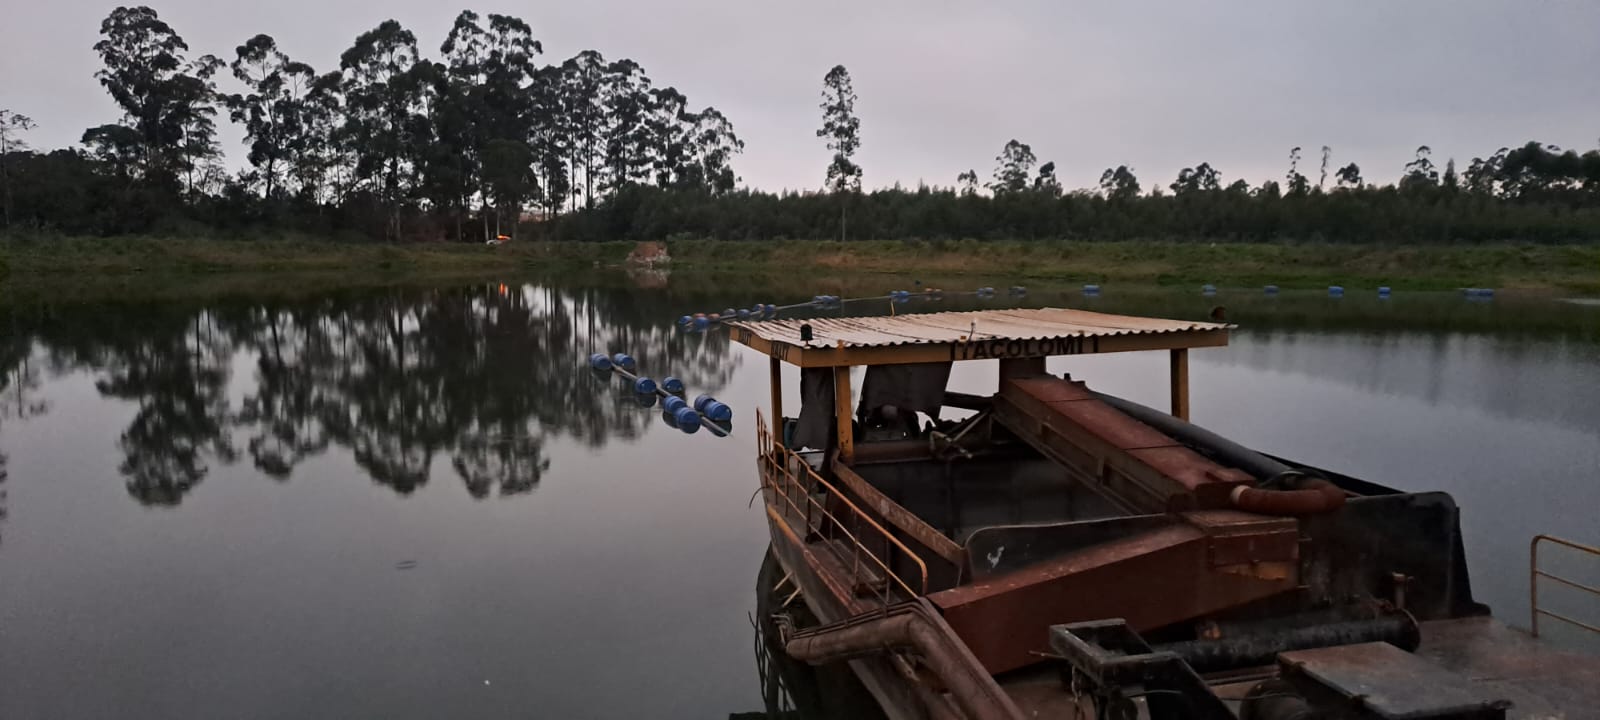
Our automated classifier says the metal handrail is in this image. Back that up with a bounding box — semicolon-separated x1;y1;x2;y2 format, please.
757;410;929;605
1530;534;1600;637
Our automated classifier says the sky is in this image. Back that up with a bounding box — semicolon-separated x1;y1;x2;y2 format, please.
3;0;1598;193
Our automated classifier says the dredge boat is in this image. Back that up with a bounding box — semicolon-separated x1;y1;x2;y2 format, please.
732;307;1599;720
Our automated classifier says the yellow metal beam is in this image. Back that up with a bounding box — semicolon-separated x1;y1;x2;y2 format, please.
834;365;854;463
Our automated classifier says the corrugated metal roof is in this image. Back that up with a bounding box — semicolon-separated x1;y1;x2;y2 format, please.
730;307;1229;349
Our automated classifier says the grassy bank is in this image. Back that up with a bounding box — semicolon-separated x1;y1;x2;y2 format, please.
2;235;1597;293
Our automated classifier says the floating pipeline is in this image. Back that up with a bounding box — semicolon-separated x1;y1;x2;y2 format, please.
673;286;1024;332
586;353;731;436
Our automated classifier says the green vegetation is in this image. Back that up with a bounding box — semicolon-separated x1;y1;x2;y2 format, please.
3;237;1596;294
2;6;1600;257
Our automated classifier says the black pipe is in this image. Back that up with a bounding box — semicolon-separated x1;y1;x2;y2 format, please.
1090;391;1291;480
1154;614;1420;674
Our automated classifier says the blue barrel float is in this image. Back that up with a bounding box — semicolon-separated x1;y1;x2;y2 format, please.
1328;286;1345;297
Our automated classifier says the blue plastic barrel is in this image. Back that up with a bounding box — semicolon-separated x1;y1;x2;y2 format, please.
1083;284;1101;294
633;376;657;394
612;353;636;371
1378;286;1392;298
588;353;613;370
1201;284;1217;295
694;316;710;330
662;377;685;395
1264;285;1279;295
1328;286;1345;296
704;401;733;423
693;394;714;413
674;407;702;434
663;395;687;414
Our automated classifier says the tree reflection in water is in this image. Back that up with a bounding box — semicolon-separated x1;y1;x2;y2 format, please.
0;283;736;509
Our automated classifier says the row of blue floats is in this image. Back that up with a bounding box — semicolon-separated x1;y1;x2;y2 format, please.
1190;284;1495;298
588;352;731;436
674;286;1029;331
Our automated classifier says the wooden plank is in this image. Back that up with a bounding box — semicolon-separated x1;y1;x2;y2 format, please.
834;365;854;463
1169;348;1190;421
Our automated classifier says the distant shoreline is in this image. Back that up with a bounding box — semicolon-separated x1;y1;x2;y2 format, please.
1;235;1596;294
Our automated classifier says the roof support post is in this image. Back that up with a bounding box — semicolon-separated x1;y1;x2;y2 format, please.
769;355;784;440
1170;348;1190;421
834;365;854;464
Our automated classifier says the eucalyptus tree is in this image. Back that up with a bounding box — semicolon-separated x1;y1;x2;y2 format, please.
338;19;430;239
1335;162;1363;189
646;86;692;190
1098;165;1140;201
561;50;607;209
1401;145;1438;191
817;64;861;241
600;59;656;193
1033;161;1062;197
688;107;743;195
0;109;36;228
989;140;1036;194
88;6;222;195
224;34;318;201
1285;147;1309;196
1170;163;1220;194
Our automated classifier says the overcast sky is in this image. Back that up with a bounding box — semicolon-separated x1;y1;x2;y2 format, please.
3;1;1597;192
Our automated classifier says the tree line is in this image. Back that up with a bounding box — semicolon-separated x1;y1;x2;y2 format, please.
0;6;742;240
2;8;1599;244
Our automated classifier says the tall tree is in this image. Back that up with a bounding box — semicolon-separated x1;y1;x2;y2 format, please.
957;169;979;196
224;34;317;201
1285;146;1309;196
600;59;655;193
0;109;36;228
1401;145;1438;190
1334;162;1363;189
989;139;1036;194
1098;165;1140;201
688;107;743;195
89;6;222;194
1170;163;1220;194
817;65;862;193
338;19;429;239
817;65;861;242
1033;161;1062;197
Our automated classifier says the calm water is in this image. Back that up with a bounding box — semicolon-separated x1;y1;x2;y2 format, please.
2;276;1598;718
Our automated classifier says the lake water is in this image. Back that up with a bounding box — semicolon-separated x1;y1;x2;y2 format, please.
2;275;1597;718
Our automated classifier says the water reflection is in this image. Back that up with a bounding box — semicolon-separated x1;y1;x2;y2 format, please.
0;284;736;508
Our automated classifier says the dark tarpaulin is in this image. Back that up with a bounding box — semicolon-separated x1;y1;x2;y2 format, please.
794;367;836;451
857;362;952;420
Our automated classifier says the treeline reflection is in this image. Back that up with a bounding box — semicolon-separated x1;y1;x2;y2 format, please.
0;284;736;509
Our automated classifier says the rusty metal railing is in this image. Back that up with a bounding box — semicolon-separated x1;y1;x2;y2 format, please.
1530;534;1600;637
757;410;928;607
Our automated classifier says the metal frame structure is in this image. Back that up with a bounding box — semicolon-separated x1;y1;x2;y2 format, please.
735;307;1230;463
1530;534;1600;637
